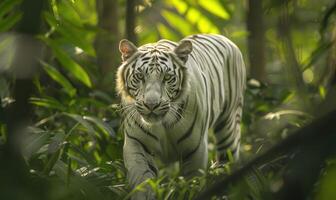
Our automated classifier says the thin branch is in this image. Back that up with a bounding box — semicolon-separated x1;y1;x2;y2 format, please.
195;109;336;200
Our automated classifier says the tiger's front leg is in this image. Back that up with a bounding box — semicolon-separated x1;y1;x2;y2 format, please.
180;135;208;177
123;134;157;200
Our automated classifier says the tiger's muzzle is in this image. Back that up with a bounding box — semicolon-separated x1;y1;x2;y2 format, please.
136;100;170;122
136;77;170;123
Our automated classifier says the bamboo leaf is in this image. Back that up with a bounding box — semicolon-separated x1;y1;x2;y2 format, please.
30;97;65;111
41;37;92;87
48;131;66;154
198;0;230;20
83;116;116;138
22;128;51;159
0;12;22;32
44;12;95;56
41;60;77;97
162;10;197;35
63;113;96;137
0;0;22;18
43;149;62;175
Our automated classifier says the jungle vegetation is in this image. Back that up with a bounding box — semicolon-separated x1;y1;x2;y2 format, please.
0;0;336;199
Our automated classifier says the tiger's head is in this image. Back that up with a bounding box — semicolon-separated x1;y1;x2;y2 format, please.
116;39;193;125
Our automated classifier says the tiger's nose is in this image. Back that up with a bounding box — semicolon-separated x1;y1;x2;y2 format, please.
143;100;160;111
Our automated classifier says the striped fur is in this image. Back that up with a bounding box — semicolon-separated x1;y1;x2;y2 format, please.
116;34;246;199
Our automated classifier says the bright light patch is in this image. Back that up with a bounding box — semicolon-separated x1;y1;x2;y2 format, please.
75;46;84;54
170;0;187;13
303;68;314;84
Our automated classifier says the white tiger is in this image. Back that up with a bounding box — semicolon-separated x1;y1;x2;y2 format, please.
116;34;246;199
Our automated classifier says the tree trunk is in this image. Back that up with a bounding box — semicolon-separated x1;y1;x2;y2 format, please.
95;0;120;77
126;0;137;45
247;0;266;82
1;0;47;199
327;23;336;86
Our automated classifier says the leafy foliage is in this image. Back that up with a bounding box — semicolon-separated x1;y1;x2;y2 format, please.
1;0;336;199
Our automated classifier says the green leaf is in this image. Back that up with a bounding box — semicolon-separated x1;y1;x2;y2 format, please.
196;15;219;33
44;12;95;56
41;37;92;87
316;164;336;200
68;144;95;165
0;0;22;19
157;23;179;41
48;131;66;154
53;160;68;180
168;0;188;14
43;148;62;175
71;174;106;200
185;8;219;33
0;12;22;32
89;90;114;103
30;97;65;111
22;128;51;159
63;113;96;137
41;60;77;97
198;0;230;20
162;10;197;35
83;116;116;138
319;85;326;99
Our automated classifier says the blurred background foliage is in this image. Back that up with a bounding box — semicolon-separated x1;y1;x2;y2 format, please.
0;0;336;199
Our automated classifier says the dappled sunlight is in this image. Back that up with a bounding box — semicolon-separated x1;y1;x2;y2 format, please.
1;0;336;200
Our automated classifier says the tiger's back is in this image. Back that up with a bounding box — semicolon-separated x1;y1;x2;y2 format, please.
155;34;245;161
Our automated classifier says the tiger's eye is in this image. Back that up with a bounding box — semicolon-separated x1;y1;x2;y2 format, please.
164;74;171;80
136;72;143;79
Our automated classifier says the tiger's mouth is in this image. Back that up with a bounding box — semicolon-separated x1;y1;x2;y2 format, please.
135;101;170;123
142;113;163;123
139;108;169;123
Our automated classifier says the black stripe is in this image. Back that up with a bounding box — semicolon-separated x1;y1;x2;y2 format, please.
159;56;168;62
201;35;235;110
176;101;186;118
226;58;233;110
159;61;169;69
214;116;230;133
216;131;232;146
177;108;198;144
143;169;155;177
231;147;238;154
190;42;214;125
192;39;222;84
217;136;236;151
141;57;151;61
182;136;202;161
133;120;159;141
200;76;210;130
148;162;158;176
191;39;222;83
125;131;152;155
197;36;227;103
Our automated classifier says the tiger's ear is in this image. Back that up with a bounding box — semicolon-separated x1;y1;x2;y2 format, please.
119;39;138;61
174;40;192;63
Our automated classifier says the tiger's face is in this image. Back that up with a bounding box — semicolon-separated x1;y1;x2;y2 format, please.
116;39;192;124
